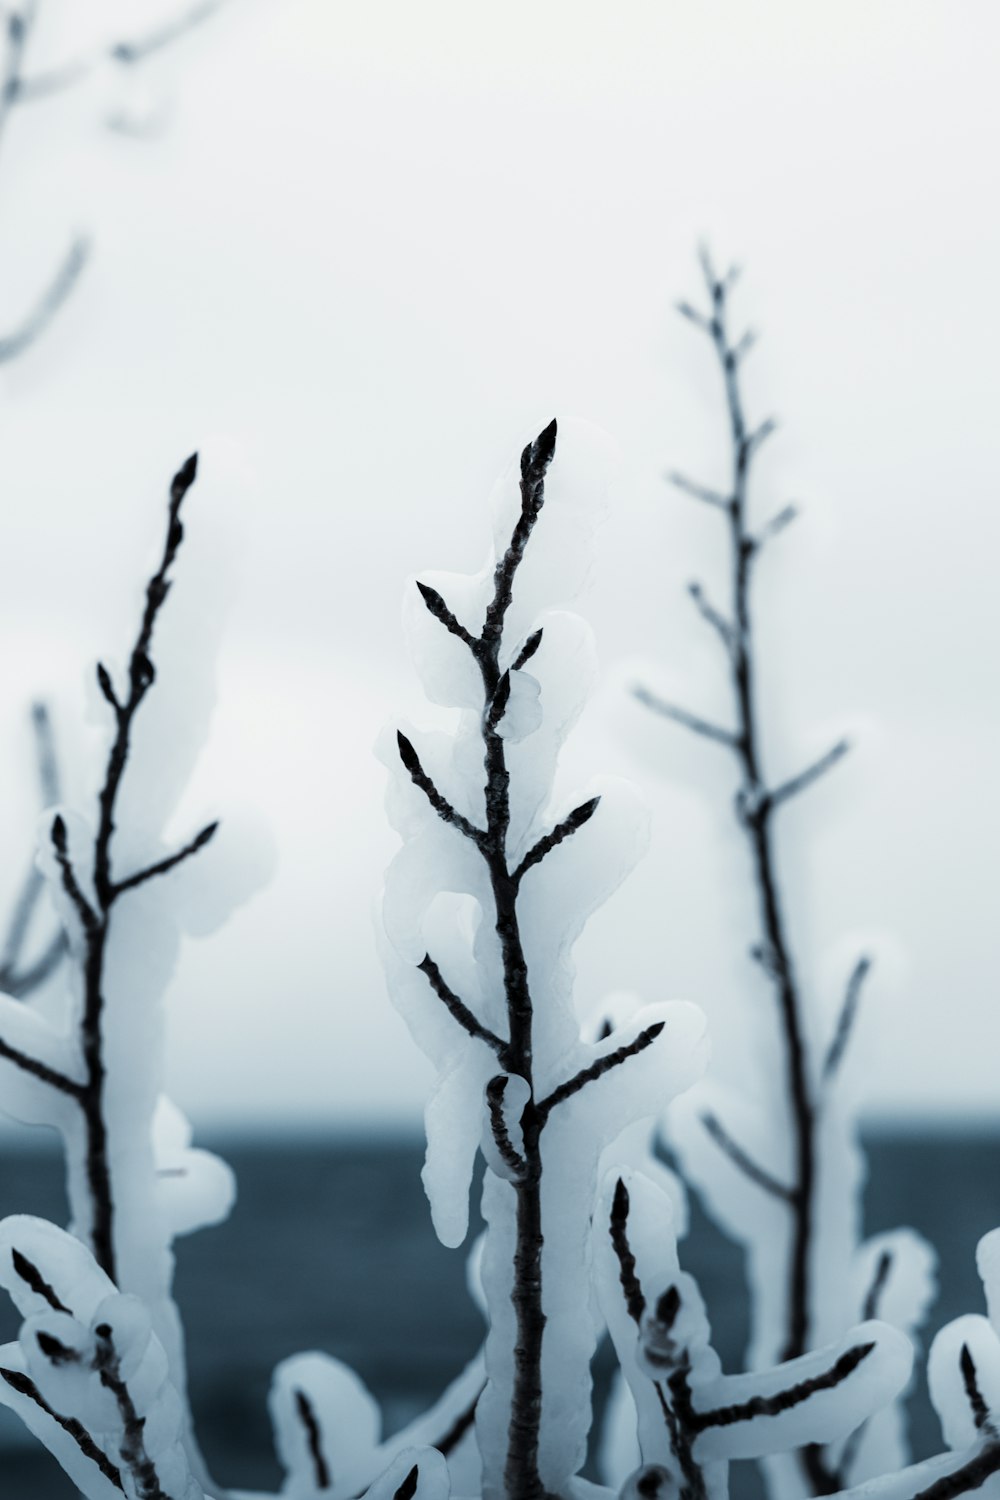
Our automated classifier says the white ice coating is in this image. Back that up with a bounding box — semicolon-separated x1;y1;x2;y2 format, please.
667;943;935;1496
0;1215;206;1500
268;1346;486;1500
593;1169;914;1500
380;421;709;1500
0;444;272;1486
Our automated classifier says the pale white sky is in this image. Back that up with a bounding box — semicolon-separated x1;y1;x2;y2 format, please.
0;1;998;1125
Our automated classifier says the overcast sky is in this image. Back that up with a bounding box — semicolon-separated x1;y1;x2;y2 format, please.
0;1;998;1127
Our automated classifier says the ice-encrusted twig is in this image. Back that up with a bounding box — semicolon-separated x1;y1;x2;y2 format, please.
634;250;935;1494
383;419;707;1499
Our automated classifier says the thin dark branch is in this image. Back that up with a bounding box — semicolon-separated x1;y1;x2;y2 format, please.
674;253;818;1373
692;1342;875;1432
93;452;197;907
861;1247;893;1321
10;1248;71;1313
0;236;90;362
512;797;600;886
435;1383;485;1456
769;740;850;811
909;1445;1000;1500
14;2;226;100
752;503;799;552
294;1389;331;1490
0;1033;81;1097
480;418;557;656
633;685;739;749
50;815;98;934
396;732;485;845
688;581;735;651
701;1109;794;1203
112;820;218;898
537;1022;664;1122
0;1367;123;1490
110;0;226;63
93;1323;170;1500
823;956;873;1083
30;700;61;806
416;581;477;649
417;955;507;1059
960;1345;995;1437
667;471;730;510
609;1177;646;1324
486;1076;526;1177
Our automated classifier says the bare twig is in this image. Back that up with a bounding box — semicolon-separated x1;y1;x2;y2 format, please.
418;955;507;1059
823;956;873;1083
112;820;218;897
632;685;739;750
396;732;485;846
667;471;730;511
0;237;90;363
486;1076;526;1177
769;740;850;812
701;1109;793;1203
537;1023;665;1122
512;797;600;886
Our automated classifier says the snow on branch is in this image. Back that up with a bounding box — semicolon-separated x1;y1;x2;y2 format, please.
382;418;707;1500
596;1169;913;1500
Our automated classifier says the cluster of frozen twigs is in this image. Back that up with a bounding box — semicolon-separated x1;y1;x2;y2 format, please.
0;284;999;1500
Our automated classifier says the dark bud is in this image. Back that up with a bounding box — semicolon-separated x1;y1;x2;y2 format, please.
96;663;118;709
171;453;198;503
51;815;67;854
597;1017;614;1042
521;418;558;480
94;1323;112;1340
396;731;419;775
655;1285;681;1330
393;1465;420;1500
194;820;220;851
568;796;601;834
36;1331;79;1367
612;1176;630;1224
513;628;543;670
416;581;447;617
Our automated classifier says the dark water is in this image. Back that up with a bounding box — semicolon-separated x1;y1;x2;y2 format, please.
1;1129;998;1498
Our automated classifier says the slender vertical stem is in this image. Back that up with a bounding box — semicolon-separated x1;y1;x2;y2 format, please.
704;270;816;1366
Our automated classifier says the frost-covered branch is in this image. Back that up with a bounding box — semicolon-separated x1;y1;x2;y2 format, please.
383;419;706;1500
635;250;935;1496
0;1;231;363
597;1169;913;1500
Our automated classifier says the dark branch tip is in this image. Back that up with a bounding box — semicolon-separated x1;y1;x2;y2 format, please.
50;815;67;854
393;1464;420;1500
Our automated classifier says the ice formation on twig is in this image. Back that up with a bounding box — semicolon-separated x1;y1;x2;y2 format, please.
633;250;935;1495
595;1168;913;1500
0;452;268;1487
0;1215;207;1499
381;419;709;1500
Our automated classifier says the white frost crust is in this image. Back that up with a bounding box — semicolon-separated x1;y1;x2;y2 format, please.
928;1314;1000;1452
0;1216;204;1500
270;1351;381;1494
594;1169;913;1498
361;1446;451;1500
475;1005;707;1500
0;446;271;1494
381;422;708;1500
269;1347;485;1500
